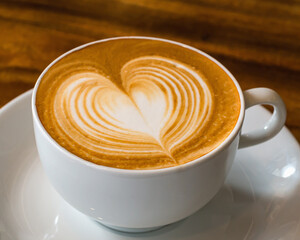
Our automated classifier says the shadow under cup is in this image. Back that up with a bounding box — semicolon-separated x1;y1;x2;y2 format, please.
31;36;286;233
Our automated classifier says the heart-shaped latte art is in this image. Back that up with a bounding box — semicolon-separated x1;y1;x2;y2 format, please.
53;56;214;169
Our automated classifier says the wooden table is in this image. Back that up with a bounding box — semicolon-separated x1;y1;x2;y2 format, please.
0;0;299;142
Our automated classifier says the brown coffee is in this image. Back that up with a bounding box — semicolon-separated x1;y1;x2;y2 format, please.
36;38;241;170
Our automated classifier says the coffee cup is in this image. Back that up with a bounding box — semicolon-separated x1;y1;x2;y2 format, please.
32;36;286;232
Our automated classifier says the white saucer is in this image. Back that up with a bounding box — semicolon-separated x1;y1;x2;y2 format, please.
0;90;299;240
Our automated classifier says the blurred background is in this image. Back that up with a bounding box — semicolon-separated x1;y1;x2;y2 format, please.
0;0;299;142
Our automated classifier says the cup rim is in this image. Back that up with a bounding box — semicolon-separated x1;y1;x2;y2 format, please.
32;36;245;175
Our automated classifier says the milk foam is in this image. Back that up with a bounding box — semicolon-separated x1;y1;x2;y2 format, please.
53;56;213;158
36;38;241;169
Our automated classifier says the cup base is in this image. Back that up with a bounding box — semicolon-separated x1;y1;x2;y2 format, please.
97;221;165;233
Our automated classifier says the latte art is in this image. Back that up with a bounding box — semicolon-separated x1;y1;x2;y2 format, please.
54;56;213;165
36;39;241;169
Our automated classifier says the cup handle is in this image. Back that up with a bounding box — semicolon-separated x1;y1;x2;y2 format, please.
238;88;287;148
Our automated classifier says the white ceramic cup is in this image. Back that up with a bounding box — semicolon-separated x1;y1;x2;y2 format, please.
32;36;287;233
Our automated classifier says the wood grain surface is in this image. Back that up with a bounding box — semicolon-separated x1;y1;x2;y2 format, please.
0;0;299;142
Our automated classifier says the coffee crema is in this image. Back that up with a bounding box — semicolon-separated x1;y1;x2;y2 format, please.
36;38;241;170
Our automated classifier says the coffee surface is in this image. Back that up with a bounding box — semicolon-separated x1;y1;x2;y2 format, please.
36;38;240;169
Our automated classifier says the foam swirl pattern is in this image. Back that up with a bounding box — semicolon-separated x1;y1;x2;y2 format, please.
51;56;212;169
